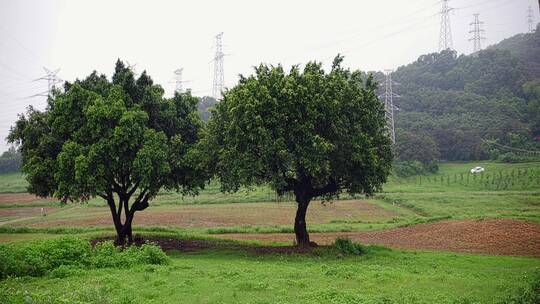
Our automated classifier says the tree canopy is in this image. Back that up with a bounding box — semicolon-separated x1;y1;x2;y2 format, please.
205;56;393;245
8;60;205;244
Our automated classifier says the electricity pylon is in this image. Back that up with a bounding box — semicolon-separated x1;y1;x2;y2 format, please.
32;67;62;98
380;70;399;144
212;32;225;99
439;0;454;51
527;6;535;33
469;14;485;53
174;68;184;94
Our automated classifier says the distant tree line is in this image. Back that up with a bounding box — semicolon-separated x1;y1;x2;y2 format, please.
0;146;21;174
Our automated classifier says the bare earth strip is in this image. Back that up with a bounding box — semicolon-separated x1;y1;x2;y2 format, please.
0;193;56;205
19;200;399;228
214;219;540;257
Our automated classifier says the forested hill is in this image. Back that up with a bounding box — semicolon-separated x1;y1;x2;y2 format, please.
385;25;540;162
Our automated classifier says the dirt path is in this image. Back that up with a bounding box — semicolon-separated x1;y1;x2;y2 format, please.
214;219;540;257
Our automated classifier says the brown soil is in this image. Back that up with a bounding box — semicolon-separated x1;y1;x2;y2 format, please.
91;236;316;254
214;218;540;257
0;193;55;205
26;200;397;228
0;207;57;218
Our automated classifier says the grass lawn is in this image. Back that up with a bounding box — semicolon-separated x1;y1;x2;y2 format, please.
0;173;27;194
0;161;539;303
0;245;538;304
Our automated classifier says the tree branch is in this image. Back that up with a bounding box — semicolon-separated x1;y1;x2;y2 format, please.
311;178;339;197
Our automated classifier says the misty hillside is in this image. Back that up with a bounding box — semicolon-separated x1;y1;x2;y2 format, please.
387;27;540;162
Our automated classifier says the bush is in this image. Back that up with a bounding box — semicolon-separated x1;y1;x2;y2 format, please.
333;238;365;255
393;161;425;177
393;160;440;177
497;269;540;304
497;152;540;163
0;237;169;279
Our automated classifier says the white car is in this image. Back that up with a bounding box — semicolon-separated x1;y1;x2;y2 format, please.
470;166;485;174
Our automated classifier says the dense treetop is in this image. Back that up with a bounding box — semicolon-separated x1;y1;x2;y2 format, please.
8;60;205;243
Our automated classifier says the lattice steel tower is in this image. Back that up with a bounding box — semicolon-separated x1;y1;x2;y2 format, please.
212;32;225;99
527;6;535;33
33;67;62;97
469;14;485;53
439;0;454;51
174;68;184;94
381;70;399;144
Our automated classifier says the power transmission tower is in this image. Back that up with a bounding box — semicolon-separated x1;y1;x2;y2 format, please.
212;32;225;99
380;70;399;144
126;61;138;77
32;67;62;97
174;68;184;94
527;6;535;33
439;0;454;51
469;14;485;53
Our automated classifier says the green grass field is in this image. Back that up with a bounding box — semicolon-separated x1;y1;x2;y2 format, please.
0;161;539;303
1;246;538;304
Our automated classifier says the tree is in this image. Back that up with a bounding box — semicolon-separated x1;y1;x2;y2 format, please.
8;60;205;244
395;130;439;164
204;56;393;246
0;146;21;173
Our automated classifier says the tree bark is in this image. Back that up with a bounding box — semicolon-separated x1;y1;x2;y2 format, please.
294;188;312;246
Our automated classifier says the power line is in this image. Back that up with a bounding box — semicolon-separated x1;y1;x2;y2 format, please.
212;32;225;99
469;13;485;52
439;0;454;51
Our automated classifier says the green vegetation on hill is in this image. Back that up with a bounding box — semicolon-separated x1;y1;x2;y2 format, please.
382;28;540;162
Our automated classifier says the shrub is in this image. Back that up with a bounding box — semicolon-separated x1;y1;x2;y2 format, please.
393;161;425;177
138;242;170;265
0;237;169;279
332;238;365;255
497;269;540;304
497;152;540;163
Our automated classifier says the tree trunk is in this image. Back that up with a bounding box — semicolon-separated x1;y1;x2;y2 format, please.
294;191;312;246
124;211;135;244
107;198;125;245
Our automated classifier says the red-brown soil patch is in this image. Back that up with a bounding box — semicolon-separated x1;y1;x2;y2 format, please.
214;218;540;257
0;193;56;205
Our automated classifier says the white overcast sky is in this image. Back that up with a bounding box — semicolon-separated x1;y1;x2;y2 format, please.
0;0;537;152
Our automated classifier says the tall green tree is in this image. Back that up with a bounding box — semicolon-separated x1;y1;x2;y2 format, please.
205;56;392;246
8;60;205;244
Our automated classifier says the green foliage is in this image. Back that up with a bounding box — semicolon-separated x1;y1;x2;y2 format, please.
332;237;365;255
197;96;218;121
395;130;439;164
0;147;21;174
497;269;540;304
206;55;392;198
388;30;540;161
7;60;206;243
393;160;438;177
0;237;169;279
497;152;540;163
0;236;91;278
